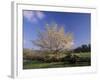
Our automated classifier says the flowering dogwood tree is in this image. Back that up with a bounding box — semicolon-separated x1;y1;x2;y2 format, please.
33;23;74;55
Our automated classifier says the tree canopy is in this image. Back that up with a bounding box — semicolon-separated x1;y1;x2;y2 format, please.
32;23;74;53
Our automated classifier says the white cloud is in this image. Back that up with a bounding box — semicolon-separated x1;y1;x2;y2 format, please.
23;10;45;23
23;11;34;21
36;11;45;19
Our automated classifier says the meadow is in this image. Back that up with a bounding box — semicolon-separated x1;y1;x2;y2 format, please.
23;50;91;69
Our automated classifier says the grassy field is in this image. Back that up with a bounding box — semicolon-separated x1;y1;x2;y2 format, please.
23;52;91;69
74;52;91;58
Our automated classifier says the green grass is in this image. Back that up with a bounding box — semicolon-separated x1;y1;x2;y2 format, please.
23;52;91;69
74;52;90;58
23;60;90;69
23;61;64;69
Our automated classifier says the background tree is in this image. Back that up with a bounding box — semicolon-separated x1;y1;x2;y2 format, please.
74;44;91;53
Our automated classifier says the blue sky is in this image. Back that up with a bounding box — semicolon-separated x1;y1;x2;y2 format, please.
23;10;91;49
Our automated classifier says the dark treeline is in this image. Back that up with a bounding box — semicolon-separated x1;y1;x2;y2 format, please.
73;44;91;53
